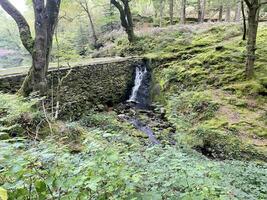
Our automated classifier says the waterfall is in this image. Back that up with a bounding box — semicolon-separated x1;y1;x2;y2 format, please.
127;65;147;104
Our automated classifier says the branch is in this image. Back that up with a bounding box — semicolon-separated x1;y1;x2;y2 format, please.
0;0;34;54
77;0;88;12
46;0;61;46
110;0;128;29
260;1;267;6
243;0;251;7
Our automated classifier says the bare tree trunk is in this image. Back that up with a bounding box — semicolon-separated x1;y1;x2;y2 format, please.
235;0;241;21
111;0;135;43
124;0;135;42
245;5;259;79
241;0;246;40
86;8;98;48
180;0;186;24
169;0;174;25
219;5;223;21
199;0;206;23
198;0;201;22
32;0;48;95
78;0;98;48
159;0;164;27
226;5;231;22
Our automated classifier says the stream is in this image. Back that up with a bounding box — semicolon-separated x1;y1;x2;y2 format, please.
119;63;174;145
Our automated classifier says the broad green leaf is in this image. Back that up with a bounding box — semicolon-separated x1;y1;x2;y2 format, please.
0;187;8;200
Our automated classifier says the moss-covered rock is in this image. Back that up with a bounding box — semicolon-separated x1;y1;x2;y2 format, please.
0;132;9;140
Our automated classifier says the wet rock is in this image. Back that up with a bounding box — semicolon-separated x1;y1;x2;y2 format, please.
96;104;105;111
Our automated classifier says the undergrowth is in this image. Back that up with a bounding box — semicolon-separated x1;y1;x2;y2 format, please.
1;24;267;199
1;109;267;199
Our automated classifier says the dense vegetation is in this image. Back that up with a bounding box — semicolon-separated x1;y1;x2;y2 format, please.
0;0;267;200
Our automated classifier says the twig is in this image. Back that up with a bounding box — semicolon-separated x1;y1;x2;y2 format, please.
54;63;73;119
42;99;53;135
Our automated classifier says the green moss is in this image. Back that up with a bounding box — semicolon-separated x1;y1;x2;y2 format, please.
0;93;42;138
193;127;265;161
224;80;267;96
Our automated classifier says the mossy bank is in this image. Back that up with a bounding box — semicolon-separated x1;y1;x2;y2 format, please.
108;23;267;161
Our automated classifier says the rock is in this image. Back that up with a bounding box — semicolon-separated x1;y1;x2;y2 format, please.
96;104;105;111
215;46;224;51
0;132;10;140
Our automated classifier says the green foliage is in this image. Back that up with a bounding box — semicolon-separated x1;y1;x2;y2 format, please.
1;129;267;199
0;93;42;138
0;93;38;123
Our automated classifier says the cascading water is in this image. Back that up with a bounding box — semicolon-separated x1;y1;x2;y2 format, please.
127;64;150;108
122;63;161;144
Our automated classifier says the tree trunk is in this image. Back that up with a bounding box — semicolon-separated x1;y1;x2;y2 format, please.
123;0;135;42
199;0;206;23
235;0;241;22
219;5;223;21
86;10;98;48
78;0;98;48
1;0;60;96
241;0;246;40
245;5;259;79
180;0;186;24
111;0;135;43
159;0;164;27
20;0;60;96
169;0;174;25
226;5;231;22
198;0;201;22
32;0;48;95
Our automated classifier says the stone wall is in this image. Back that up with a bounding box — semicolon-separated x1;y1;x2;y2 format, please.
0;58;143;118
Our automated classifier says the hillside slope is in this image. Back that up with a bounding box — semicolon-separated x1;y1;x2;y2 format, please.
111;23;267;160
0;23;267;199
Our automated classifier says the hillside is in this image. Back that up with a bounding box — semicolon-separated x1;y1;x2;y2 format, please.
0;23;267;199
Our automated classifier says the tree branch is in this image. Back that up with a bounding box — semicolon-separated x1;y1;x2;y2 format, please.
110;0;128;29
0;0;34;54
243;0;251;7
260;1;267;6
46;0;61;46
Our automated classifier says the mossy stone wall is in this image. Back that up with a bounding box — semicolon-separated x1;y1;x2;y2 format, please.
0;58;142;118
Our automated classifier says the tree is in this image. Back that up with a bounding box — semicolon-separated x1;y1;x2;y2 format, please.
77;0;99;48
198;0;206;23
0;0;61;96
180;0;186;24
235;0;241;21
159;0;165;27
110;0;135;43
169;0;174;25
241;0;247;40
218;4;223;22
226;3;231;22
243;0;267;78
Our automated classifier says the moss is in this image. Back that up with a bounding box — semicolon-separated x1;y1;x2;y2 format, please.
193;127;266;161
0;93;42;138
0;132;9;140
224;80;267;96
